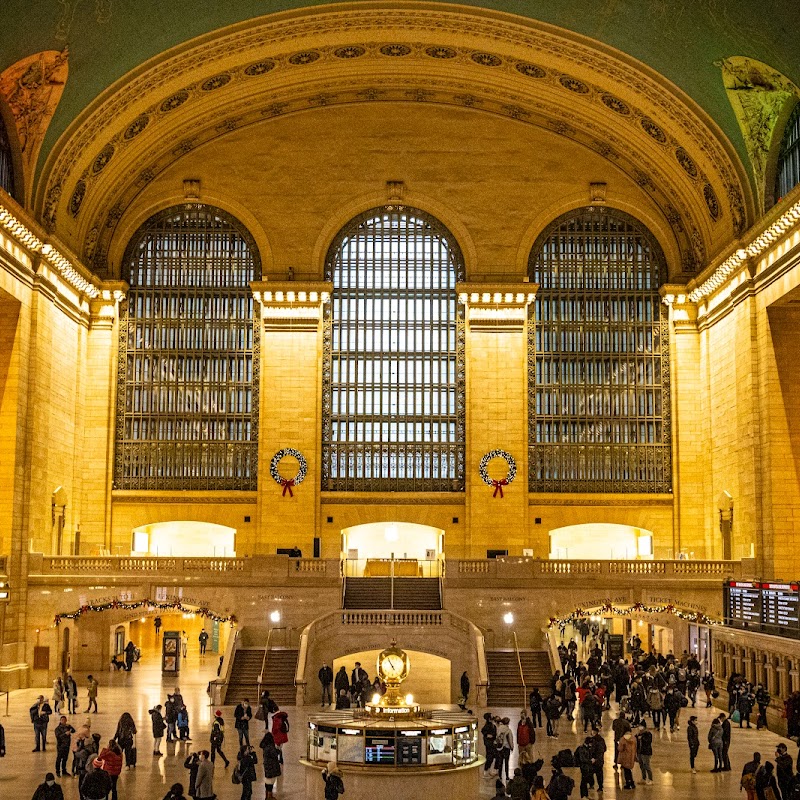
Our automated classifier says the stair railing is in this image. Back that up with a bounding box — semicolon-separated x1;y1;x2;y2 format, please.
211;626;240;706
340;557;347;609
512;630;527;706
257;627;275;701
390;559;395;609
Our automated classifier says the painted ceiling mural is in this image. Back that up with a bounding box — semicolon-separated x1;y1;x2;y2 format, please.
0;0;797;174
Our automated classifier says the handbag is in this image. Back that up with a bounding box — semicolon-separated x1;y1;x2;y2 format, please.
232;766;242;785
731;710;741;723
255;706;265;722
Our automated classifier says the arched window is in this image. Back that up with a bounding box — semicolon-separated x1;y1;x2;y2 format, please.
528;207;671;493
0;113;16;198
776;102;800;203
115;205;260;490
322;206;465;491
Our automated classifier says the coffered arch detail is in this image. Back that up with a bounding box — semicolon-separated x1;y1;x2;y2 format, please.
35;3;752;278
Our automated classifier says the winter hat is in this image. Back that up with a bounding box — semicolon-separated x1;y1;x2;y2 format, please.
45;773;55;781
214;710;223;717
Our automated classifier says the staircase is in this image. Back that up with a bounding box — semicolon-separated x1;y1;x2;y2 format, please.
486;649;552;707
225;647;298;708
343;578;391;609
393;578;441;609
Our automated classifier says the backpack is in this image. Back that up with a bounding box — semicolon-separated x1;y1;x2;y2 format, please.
555;748;575;768
741;771;758;791
281;716;290;734
548;772;575;797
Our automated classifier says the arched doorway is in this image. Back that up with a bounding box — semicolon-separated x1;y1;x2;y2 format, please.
131;521;236;557
342;522;444;577
548;523;654;560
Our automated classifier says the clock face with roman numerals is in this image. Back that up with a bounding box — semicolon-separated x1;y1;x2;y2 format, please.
378;646;409;682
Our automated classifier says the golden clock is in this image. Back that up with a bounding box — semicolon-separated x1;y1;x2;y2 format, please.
377;642;410;685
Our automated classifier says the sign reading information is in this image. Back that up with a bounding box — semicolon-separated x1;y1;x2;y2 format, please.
724;581;800;639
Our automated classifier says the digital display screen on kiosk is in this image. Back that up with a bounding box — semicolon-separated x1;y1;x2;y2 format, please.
724;581;800;638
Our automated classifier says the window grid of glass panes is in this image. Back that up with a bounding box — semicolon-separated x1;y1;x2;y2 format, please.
114;205;259;489
322;207;465;491
776;103;800;203
0;115;15;198
528;208;672;493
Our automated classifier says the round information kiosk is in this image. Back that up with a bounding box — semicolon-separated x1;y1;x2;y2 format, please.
302;642;483;800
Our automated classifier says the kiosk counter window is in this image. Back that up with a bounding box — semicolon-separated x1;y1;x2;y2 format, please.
427;729;453;765
453;724;477;765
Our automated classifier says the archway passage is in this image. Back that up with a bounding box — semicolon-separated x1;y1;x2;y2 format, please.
131;521;236;557
548;523;654;560
342;521;444;577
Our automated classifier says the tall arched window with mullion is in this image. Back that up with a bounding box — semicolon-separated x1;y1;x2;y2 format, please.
0;113;16;198
115;204;260;490
776;102;800;203
528;207;671;493
322;206;465;491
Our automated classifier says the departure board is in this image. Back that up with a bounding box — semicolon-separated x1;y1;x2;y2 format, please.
724;581;800;638
761;582;800;638
726;582;762;627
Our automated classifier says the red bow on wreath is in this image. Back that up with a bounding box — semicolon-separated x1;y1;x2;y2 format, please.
492;478;508;498
280;478;295;497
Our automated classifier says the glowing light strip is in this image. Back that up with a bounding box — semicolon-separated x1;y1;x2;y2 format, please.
689;199;800;302
0;207;100;299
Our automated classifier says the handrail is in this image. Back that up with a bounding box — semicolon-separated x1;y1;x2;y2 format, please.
257;627;274;700
512;630;527;706
390;560;395;609
214;626;240;706
341;557;347;609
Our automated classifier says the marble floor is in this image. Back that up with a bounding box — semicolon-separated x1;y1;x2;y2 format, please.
0;649;795;799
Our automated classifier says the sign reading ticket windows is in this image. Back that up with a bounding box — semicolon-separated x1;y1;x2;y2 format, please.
724;581;800;639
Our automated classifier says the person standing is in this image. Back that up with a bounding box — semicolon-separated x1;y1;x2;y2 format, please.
494;716;513;782
236;744;258;800
162;783;186;800
234;699;253;747
149;705;166;755
617;731;637;789
776;743;794;799
271;709;289;754
575;736;595;798
460;671;470;707
181;632;189;660
114;712;137;768
96;739;123;800
529;688;543;728
210;710;230;767
52;678;65;714
635;719;653;785
31;695;53;752
64;675;78;715
154;617;162;639
708;718;724;772
516;710;535;765
0;720;5;757
86;676;98;714
31;772;64;800
720;712;732;771
687;715;700;773
164;695;178;743
334;666;349;702
481;713;497;778
53;716;75;777
259;731;282;800
506;767;529;800
740;752;762;800
755;761;781;800
612;713;631;767
199;629;209;656
319;663;334;707
80;759;113;800
259;691;278;728
183;752;200;798
177;705;191;742
123;641;136;672
589;727;607;794
194;751;215;800
322;762;345;800
756;685;771;731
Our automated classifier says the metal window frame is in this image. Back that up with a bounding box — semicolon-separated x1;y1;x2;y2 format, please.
528;207;672;493
0;114;15;198
114;204;261;490
321;205;466;492
776;102;800;202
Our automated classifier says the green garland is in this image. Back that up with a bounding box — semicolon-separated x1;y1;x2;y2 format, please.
54;599;236;626
548;601;720;633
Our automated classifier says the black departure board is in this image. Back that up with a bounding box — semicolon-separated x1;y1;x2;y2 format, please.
724;581;800;638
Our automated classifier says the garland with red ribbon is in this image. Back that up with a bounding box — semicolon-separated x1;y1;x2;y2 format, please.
547;601;720;633
53;599;237;627
479;450;517;498
270;448;307;497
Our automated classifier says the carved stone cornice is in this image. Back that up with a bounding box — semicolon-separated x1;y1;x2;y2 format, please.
251;280;331;331
457;281;537;329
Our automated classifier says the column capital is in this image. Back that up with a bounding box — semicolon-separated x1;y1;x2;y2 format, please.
251;281;332;331
456;282;538;330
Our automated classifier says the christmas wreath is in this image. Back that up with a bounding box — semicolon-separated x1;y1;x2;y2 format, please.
478;449;517;498
270;448;308;497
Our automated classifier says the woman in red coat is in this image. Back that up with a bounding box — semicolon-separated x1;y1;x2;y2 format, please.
271;711;289;748
96;740;123;800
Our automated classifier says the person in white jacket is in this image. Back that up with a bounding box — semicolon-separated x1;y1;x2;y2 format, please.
493;716;514;782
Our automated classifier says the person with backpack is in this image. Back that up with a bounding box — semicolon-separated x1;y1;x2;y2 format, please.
210;710;230;768
235;744;258;800
494;716;513;782
322;762;345;800
547;762;575;800
271;710;289;751
545;692;563;738
259;731;282;799
481;713;498;778
506;767;529;800
529;688;543;727
647;684;664;730
755;760;780;800
741;752;762;800
756;685;771;730
687;715;700;773
635;719;653;785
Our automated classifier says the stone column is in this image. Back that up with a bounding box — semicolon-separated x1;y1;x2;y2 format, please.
755;650;765;686
777;655;789;699
251;282;330;556
765;658;776;695
458;284;536;558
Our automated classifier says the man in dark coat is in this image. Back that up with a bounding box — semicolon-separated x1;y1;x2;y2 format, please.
720;712;732;771
234;699;253;747
460;671;471;707
124;641;137;671
31;772;64;800
318;663;334;707
30;696;53;752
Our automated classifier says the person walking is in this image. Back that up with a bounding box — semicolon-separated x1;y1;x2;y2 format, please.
741;752;763;800
271;709;289;755
123;641;136;672
708;718;724;772
776;743;794;799
635;719;653;785
236;744;258;800
53;716;75;777
319;663;334;707
65;676;78;715
210;710;230;768
85;677;98;714
0;720;5;757
52;679;65;715
183;752;200;798
194;751;215;800
516;710;535;765
31;695;53;752
460;671;470;708
153;617;162;639
481;713;498;778
96;740;123;800
31;772;64;800
258;691;278;728
529;688;543;728
259;731;282;799
113;712;137;768
617;730;638;789
322;762;345;800
199;629;209;656
720;712;732;771
149;705;166;755
755;761;781;800
234;700;253;748
756;685;771;731
687;715;700;773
